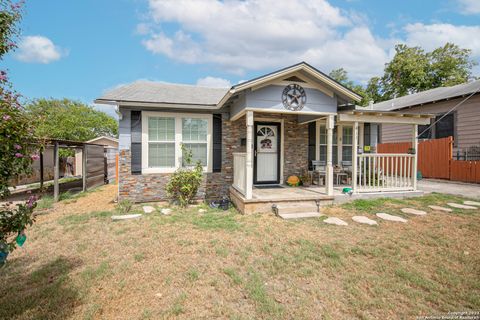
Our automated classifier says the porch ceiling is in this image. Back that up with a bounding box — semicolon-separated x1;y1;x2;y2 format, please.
338;110;433;125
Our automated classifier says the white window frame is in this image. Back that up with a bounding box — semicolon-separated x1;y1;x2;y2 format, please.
141;111;213;174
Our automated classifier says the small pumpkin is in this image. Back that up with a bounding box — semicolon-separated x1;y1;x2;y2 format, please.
286;175;300;187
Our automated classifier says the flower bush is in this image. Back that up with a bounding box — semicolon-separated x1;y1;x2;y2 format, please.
165;145;203;207
0;0;38;265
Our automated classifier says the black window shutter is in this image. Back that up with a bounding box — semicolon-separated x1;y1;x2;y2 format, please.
131;111;142;174
307;122;316;170
212;114;222;172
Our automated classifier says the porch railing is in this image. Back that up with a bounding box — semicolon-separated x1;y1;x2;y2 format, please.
233;152;247;195
356;153;415;192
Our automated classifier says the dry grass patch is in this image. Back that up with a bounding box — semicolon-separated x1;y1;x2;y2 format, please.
1;185;479;319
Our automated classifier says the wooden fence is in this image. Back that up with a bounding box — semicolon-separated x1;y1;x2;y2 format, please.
378;136;480;184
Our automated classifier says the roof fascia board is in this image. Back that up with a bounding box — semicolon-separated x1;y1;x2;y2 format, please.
338;112;432;125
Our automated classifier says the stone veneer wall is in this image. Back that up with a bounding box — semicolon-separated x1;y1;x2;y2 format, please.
255;113;309;179
118;112;308;203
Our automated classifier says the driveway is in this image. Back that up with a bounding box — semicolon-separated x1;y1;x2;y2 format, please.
418;179;480;199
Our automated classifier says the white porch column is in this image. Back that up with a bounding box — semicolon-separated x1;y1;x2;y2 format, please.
326;115;335;196
245;111;254;199
412;124;418;191
352;121;359;193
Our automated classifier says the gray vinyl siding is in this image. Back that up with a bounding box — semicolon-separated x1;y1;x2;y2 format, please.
381;94;480;151
119;107;131;150
230;84;337;119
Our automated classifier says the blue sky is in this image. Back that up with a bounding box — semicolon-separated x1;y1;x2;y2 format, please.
3;0;480;117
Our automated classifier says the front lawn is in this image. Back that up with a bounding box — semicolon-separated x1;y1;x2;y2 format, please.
1;185;479;319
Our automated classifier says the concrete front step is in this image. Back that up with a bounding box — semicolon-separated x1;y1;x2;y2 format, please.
278;211;322;219
276;203;318;214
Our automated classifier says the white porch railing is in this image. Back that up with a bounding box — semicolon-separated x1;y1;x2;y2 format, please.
356;153;415;192
233;152;247;195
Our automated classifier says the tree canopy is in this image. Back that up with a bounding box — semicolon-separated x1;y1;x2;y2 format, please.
26;98;118;142
329;42;478;105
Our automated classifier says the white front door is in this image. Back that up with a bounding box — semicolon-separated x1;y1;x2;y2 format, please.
254;123;280;184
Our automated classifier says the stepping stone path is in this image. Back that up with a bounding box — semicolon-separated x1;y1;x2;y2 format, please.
198;209;207;213
464;200;480;206
142;206;155;213
323;217;348;226
447;203;477;210
401;208;427;216
352;216;378;226
376;213;407;223
112;214;142;220
428;205;452;213
160;208;172;215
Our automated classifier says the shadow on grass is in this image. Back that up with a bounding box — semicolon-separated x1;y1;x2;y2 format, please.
0;256;82;320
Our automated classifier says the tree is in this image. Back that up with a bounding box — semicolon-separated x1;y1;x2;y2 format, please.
376;43;477;101
329;43;478;105
329;68;369;106
1;0;38;265
26;98;118;141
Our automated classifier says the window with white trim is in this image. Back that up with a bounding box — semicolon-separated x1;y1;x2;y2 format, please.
182;118;208;166
148;117;175;167
319;125;338;164
342;125;353;162
142;112;212;173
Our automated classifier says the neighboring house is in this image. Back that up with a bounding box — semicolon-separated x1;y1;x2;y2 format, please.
372;80;480;154
75;136;119;176
95;62;432;213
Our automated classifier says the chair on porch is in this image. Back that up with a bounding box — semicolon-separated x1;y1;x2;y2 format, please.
339;161;353;185
309;160;326;186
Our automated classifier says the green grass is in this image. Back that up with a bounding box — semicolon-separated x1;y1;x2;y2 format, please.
168;292;187;316
186;268;200;282
58;211;112;226
223;267;243;285
245;270;284;317
81;261;111;284
36;195;55;210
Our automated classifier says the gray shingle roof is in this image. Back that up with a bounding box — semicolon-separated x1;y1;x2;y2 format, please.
96;81;229;106
371;79;480;111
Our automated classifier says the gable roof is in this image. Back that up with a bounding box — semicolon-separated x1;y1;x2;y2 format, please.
95;62;362;108
371;79;480;111
229;61;362;102
87;136;118;144
96;81;229;107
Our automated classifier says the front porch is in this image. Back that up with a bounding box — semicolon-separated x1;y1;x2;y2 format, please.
229;109;432;214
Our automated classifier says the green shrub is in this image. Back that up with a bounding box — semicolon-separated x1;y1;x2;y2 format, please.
165;145;203;207
116;199;133;214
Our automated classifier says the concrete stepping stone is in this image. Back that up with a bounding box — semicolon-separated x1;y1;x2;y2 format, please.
112;214;142;220
447;203;477;210
352;216;378;226
142;206;155;213
428;205;452;213
401;208;427;216
160;208;172;215
376;213;407;223
464;200;480;207
323;217;348;226
198;208;207;213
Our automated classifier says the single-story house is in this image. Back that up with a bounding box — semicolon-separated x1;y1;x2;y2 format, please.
372;79;480;155
96;62;432;214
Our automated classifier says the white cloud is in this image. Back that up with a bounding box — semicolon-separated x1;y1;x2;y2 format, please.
457;0;480;15
140;0;390;81
15;36;65;64
138;0;480;82
404;23;480;58
196;76;231;88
